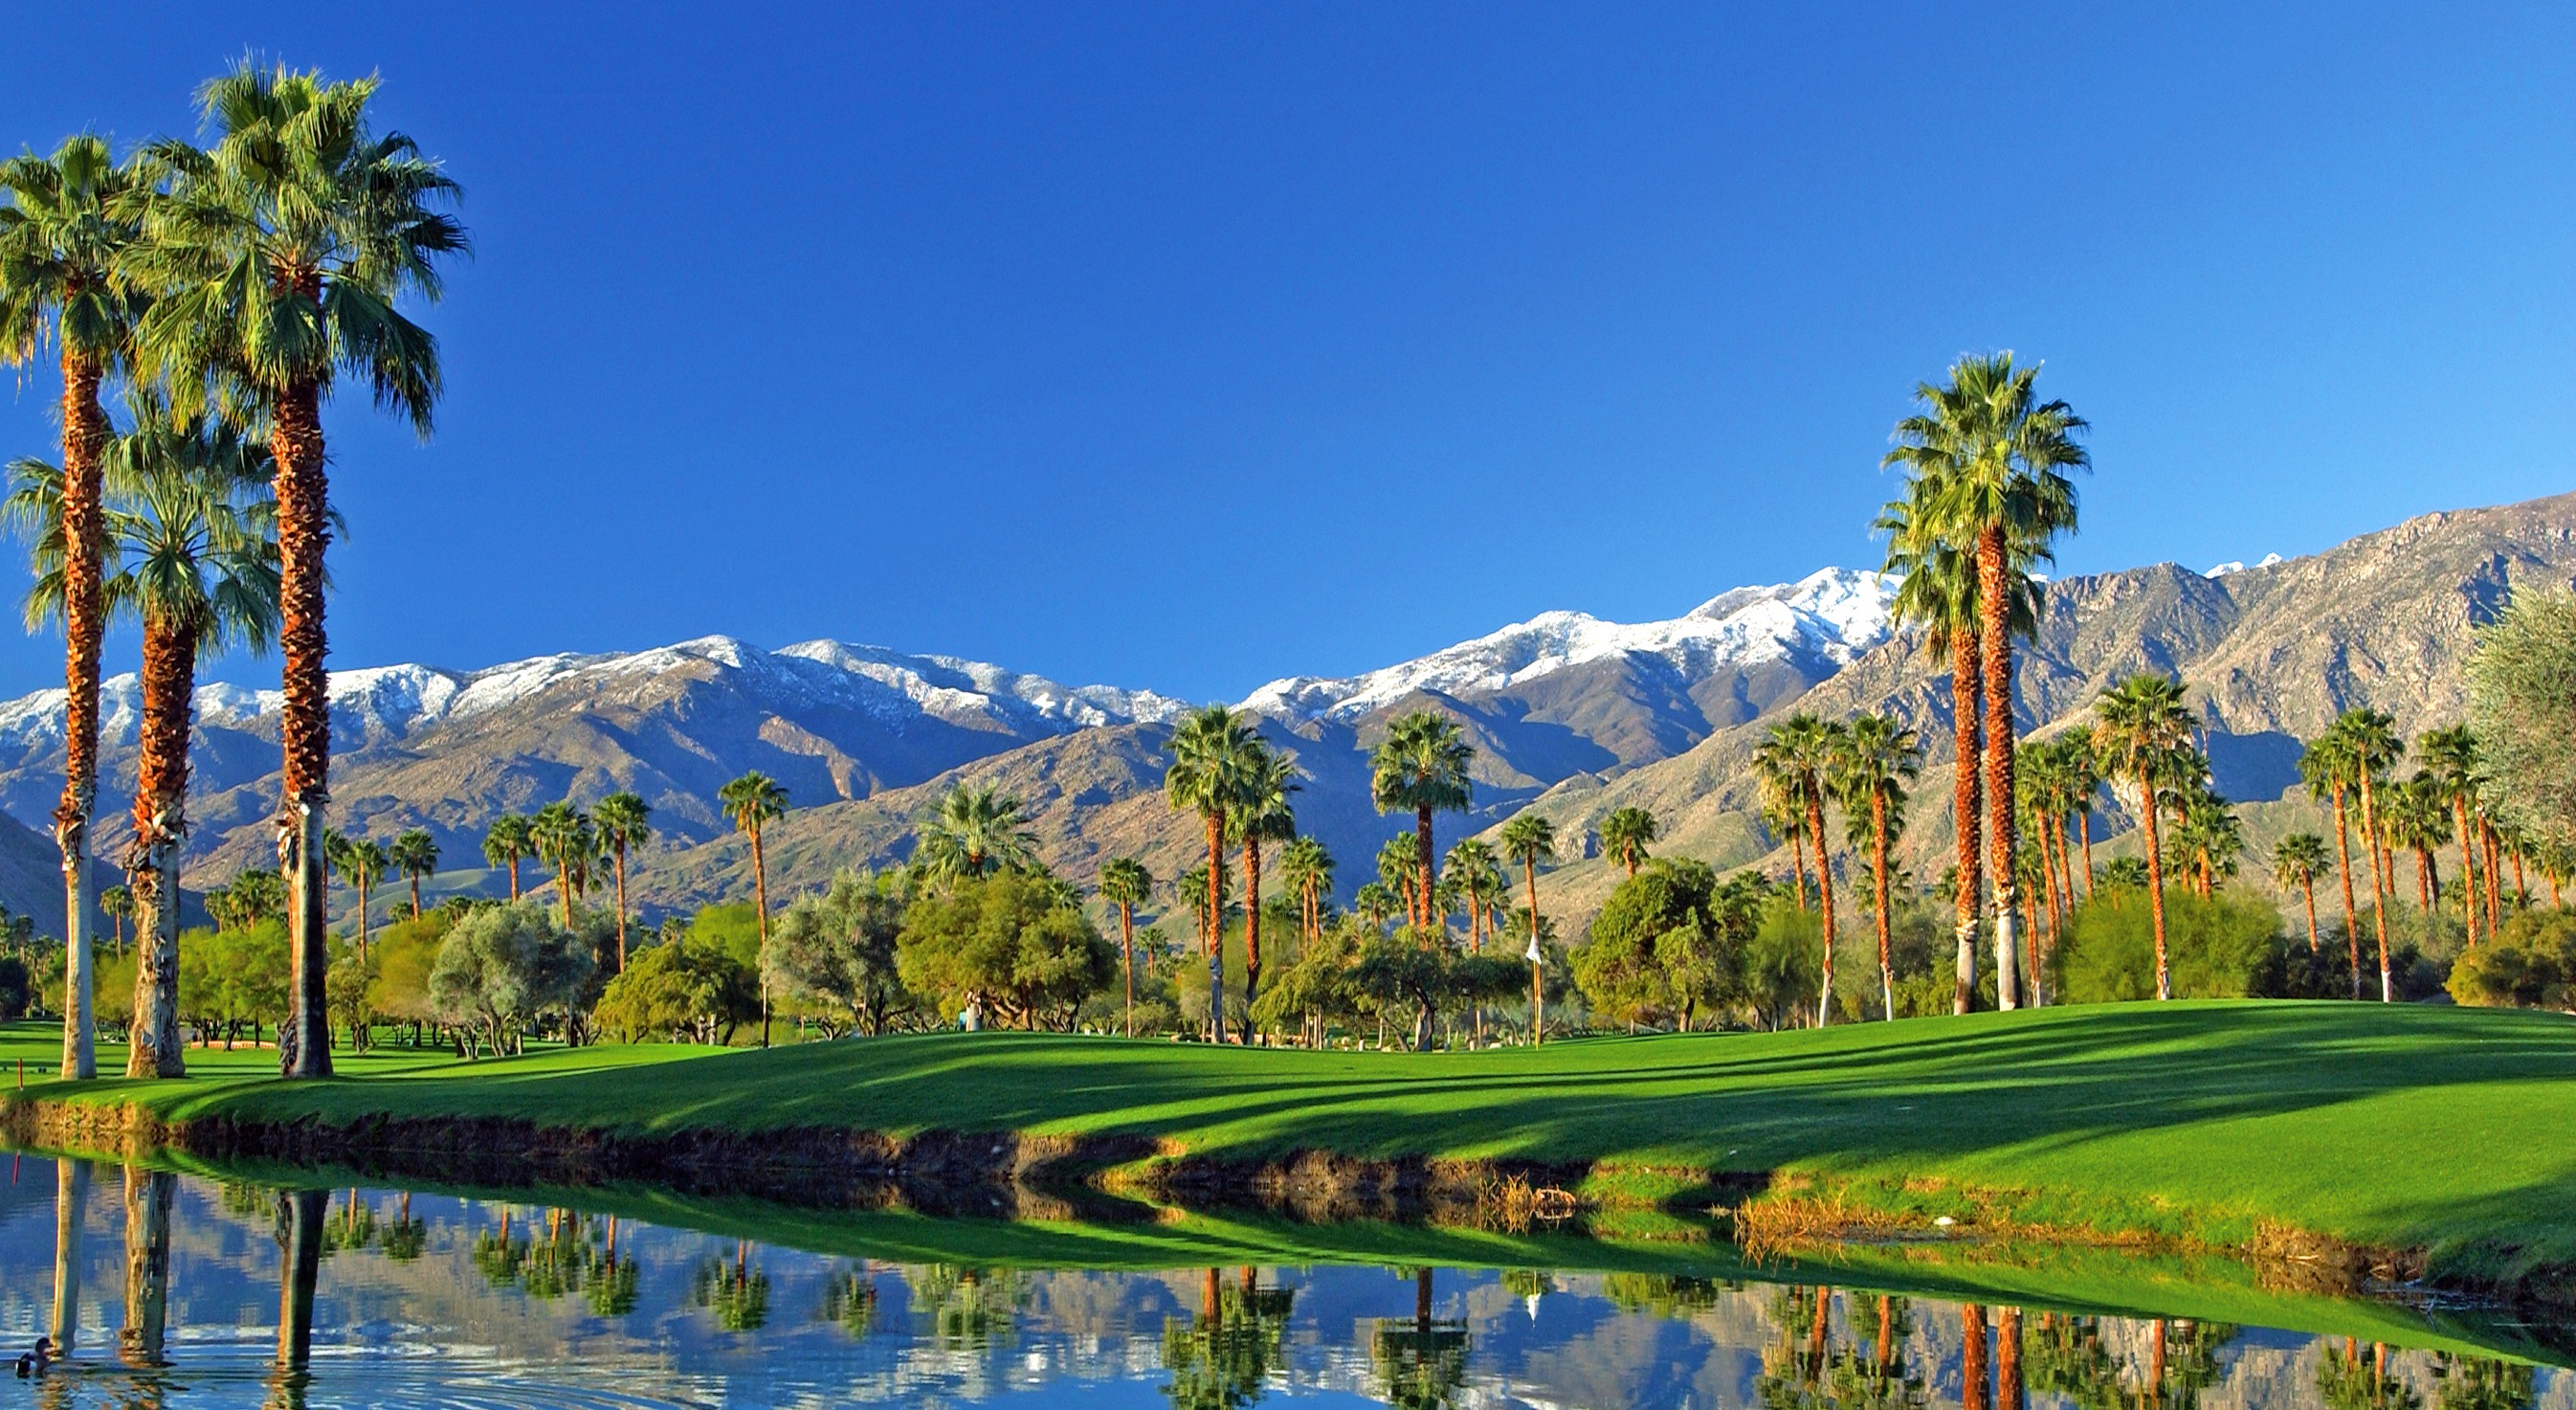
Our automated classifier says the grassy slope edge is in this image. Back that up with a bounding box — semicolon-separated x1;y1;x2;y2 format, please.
9;1001;2574;1286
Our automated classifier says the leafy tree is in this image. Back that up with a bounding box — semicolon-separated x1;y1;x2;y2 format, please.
1370;711;1475;930
592;929;759;1043
2054;889;2283;1002
427;900;594;1057
760;869;910;1036
1832;714;1921;1021
482;814;533;900
1165;705;1260;1042
1573;858;1740;1032
364;913;449;1045
718;771;788;1046
128;63;468;1077
591;791;652;971
1743;904;1822;1031
2095;674;2194;1001
895;870;1113;1030
913;784;1038;884
1096;857;1151;1037
389;828;438;920
2271;833;2331;952
0;133;148;1083
2468;588;2576;889
2446;908;2576;1009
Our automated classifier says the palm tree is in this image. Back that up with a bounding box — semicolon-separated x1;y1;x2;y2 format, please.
389;829;438;920
592;792;651;971
1597;807;1656;880
1274;837;1334;948
0;133;147;1082
529;801;597;935
1500;812;1557;1045
1760;791;1812;908
2297;730;2365;999
2272;833;2331;952
2382;774;2452;914
482;815;533;901
2175;790;2244;898
1369;711;1475;931
2417;725;2485;947
1231;747;1299;1020
126;62;468;1078
99;885;131;955
1164;705;1258;1042
1833;715;1921;1021
2094;674;2192;1001
1761;712;1850;1024
718;772;788;1046
1444;839;1504;950
48;407;278;1077
1376;836;1423;922
1885;353;2084;1015
1097;858;1151;1038
1352;880;1401;933
2328;708;2404;1002
915;784;1039;884
332;836;388;959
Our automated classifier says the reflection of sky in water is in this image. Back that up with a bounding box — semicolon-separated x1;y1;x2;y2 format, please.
0;1157;2561;1409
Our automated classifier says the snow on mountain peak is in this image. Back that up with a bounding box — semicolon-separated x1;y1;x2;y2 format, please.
1241;568;1897;724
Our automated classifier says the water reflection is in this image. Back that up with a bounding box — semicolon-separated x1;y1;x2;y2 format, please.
0;1156;2558;1409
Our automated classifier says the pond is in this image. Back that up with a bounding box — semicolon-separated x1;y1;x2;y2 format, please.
0;1155;2562;1408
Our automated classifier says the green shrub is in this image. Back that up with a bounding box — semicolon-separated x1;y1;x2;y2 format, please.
2052;889;2284;1003
2447;909;2576;1008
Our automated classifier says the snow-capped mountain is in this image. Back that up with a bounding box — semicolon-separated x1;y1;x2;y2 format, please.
1242;569;1897;724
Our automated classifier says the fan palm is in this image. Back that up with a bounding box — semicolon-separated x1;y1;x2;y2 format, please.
1443;839;1504;950
915;784;1039;884
2272;833;2331;951
528;801;597;933
2094;675;2192;1000
0;133;148;1081
2297;730;2365;997
1760;792;1811;909
482;815;533;900
389;828;438;921
1096;857;1151;1038
1499;812;1557;1045
1164;705;1259;1042
331;835;388;958
2174;791;2243;898
125;62;467;1078
1760;712;1849;1024
1230;747;1299;1018
591;792;651;971
2382;774;2452;913
2417;725;2485;946
1351;880;1401;933
1597;807;1656;880
718;772;788;1046
1369;711;1475;930
2326;708;2404;1001
1832;714;1921;1021
1884;353;2083;1014
1375;835;1423;918
1274;836;1334;948
99;885;131;954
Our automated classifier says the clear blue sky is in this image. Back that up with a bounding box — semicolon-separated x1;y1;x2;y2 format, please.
0;3;2567;705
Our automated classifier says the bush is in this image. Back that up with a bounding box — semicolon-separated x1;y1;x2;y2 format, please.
896;871;1114;1030
2447;910;2576;1008
593;930;760;1043
2052;889;2284;1003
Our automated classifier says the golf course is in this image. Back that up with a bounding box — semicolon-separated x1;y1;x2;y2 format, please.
9;1000;2573;1295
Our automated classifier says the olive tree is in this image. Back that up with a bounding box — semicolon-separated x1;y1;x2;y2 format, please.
762;868;911;1037
428;901;594;1057
2469;586;2576;853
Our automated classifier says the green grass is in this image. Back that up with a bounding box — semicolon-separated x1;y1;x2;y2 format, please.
11;1001;2576;1287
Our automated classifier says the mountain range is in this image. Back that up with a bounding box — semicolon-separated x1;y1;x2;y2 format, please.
0;491;2566;937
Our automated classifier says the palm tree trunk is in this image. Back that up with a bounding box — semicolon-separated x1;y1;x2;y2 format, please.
1525;861;1545;1046
1414;805;1436;931
1204;814;1226;1043
2140;779;2171;1000
1976;527;2023;1012
2454;798;2480;947
2415;849;2433;912
1241;837;1262;1043
124;618;196;1079
507;856;521;900
2301;875;2320;951
54;350;107;1083
1872;791;1893;1021
2077;811;2094;901
750;826;771;1047
408;873;422;921
1119;903;1134;1039
1962;1302;1989;1410
2358;772;2391;1002
612;843;629;972
1997;1307;2024;1410
2483;820;2502;931
1789;830;1809;909
1950;626;1983;1015
274;373;334;1079
1808;793;1833;1026
2331;790;2360;999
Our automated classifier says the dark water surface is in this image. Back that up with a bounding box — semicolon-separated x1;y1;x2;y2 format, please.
0;1156;2562;1408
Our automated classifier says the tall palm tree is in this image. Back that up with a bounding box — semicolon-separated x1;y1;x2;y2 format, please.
1351;880;1401;934
1833;714;1921;1022
591;792;651;971
1444;839;1504;950
1231;746;1299;1021
331;835;388;959
718;772;788;1047
1369;711;1475;931
482;815;533;901
528;801;598;933
99;885;131;955
0;133;147;1082
1760;791;1811;908
2272;833;2331;952
1274;837;1334;949
1597;807;1656;880
2297;731;2365;998
389;828;438;920
2417;725;2484;947
2175;790;2244;898
1499;813;1557;1045
1097;857;1151;1038
32;407;278;1077
915;784;1039;884
1886;353;2084;1015
1761;712;1850;1024
127;62;468;1078
1165;705;1258;1042
2329;708;2404;1002
2094;674;2192;1001
2382;774;2452;913
1375;836;1423;923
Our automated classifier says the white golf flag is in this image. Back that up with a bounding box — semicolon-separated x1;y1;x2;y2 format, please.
1523;934;1542;964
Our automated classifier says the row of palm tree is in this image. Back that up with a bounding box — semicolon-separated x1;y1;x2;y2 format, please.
2;64;467;1081
1749;712;1924;1022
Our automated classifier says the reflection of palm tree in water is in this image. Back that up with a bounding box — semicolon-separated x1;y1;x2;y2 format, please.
121;1168;175;1370
2023;1313;2241;1410
2429;1352;2533;1410
267;1187;327;1410
2321;1339;2425;1410
51;1159;89;1356
1366;1269;1468;1410
1162;1265;1295;1410
1757;1286;1935;1410
821;1265;878;1337
691;1242;771;1332
907;1265;1024;1350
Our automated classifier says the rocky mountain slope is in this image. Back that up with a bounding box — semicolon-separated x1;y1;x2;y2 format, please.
0;492;2562;935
